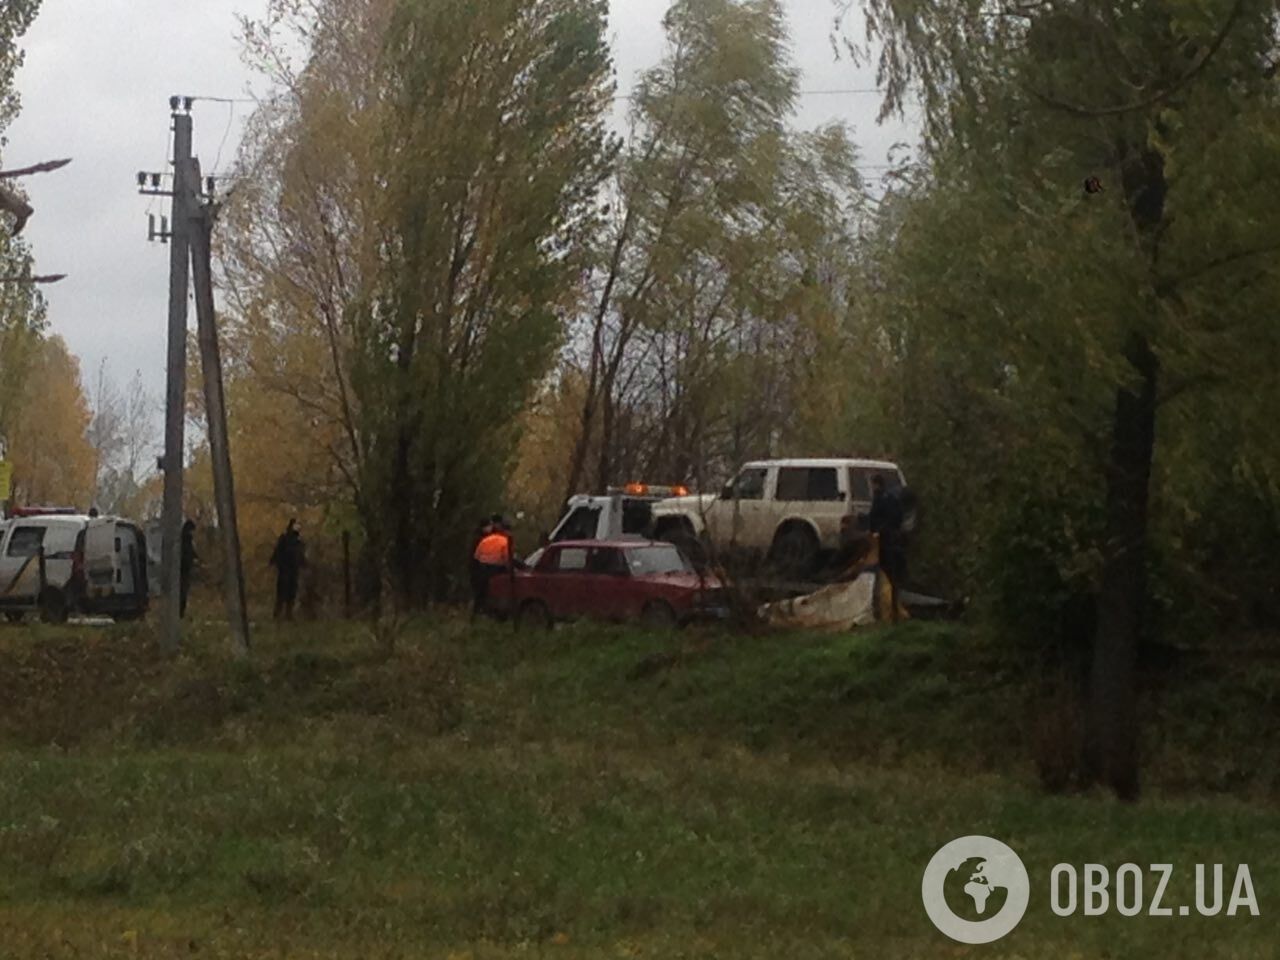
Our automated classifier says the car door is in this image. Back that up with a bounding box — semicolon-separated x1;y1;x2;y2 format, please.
0;524;46;600
543;545;590;619
707;466;770;551
584;546;632;620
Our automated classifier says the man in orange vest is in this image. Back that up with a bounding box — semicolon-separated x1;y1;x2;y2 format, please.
471;514;512;617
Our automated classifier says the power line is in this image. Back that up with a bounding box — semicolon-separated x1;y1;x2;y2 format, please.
188;95;257;105
617;87;882;102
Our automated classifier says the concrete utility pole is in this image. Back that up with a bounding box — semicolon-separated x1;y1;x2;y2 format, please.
161;99;194;650
189;158;251;658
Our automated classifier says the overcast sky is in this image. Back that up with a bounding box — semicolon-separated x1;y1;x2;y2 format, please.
7;0;918;410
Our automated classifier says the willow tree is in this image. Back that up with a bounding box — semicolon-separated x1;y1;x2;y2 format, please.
224;0;615;605
352;0;615;603
841;0;1280;797
0;1;44;455
564;0;867;498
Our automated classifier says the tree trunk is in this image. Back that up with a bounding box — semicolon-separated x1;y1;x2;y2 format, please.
1084;330;1158;800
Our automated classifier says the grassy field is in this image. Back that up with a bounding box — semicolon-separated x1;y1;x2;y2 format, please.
0;614;1275;958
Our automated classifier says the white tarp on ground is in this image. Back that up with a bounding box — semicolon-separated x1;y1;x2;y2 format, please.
757;572;882;631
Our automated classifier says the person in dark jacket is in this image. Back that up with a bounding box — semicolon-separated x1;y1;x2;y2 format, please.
180;519;198;619
269;519;306;621
868;476;906;622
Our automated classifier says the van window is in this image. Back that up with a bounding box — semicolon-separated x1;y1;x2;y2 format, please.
777;467;841;502
849;467;903;501
6;526;46;557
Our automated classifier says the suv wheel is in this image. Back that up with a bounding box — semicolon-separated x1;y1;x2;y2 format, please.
768;525;819;581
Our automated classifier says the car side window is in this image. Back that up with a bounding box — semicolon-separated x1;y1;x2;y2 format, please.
555;507;601;542
553;547;589;572
728;467;767;501
5;526;45;558
587;547;628;576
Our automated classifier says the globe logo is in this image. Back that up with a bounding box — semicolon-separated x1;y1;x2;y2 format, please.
922;836;1030;944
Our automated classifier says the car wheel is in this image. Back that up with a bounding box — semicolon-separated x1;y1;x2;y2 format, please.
517;600;552;631
3;611;23;625
38;587;69;625
768;525;820;581
640;600;678;630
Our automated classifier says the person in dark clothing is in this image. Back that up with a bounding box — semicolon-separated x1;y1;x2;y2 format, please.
868;476;907;622
180;519;198;619
269;518;306;621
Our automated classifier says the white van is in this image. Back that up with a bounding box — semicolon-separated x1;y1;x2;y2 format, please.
0;513;149;623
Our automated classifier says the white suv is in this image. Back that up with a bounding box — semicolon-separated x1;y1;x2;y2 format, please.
650;458;908;577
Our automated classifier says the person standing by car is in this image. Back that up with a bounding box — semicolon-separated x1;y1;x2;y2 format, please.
868;476;906;622
269;519;306;621
471;515;512;618
180;519;198;619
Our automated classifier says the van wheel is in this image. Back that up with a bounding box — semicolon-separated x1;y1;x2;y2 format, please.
641;601;678;630
517;600;552;631
38;588;69;625
3;611;23;625
769;525;819;581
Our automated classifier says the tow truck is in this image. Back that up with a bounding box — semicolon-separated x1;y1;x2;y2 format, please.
526;483;690;566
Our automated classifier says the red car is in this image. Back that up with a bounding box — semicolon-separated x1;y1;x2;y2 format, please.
489;539;729;629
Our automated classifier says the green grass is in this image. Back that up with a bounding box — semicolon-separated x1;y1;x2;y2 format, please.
0;615;1275;957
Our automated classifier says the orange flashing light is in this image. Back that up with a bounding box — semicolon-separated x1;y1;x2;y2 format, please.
672;485;689;497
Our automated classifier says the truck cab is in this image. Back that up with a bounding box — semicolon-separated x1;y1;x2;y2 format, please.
531;484;691;565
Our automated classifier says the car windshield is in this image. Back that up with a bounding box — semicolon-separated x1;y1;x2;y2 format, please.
626;545;691;576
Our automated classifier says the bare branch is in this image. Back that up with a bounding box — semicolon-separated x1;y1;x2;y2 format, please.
1157;241;1280;294
0;158;72;179
0;273;65;284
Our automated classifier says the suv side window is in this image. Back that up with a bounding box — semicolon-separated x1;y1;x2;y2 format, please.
725;467;767;501
777;467;841;501
5;526;45;557
554;507;601;542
